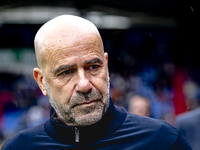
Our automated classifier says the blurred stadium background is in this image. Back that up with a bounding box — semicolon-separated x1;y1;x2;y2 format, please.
0;0;199;147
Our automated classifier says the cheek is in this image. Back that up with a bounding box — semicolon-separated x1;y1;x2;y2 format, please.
91;70;109;95
48;79;73;104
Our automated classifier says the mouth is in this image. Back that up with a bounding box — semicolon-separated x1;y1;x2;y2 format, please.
81;100;97;104
73;100;100;108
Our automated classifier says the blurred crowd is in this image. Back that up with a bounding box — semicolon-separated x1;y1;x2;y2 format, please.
0;73;51;145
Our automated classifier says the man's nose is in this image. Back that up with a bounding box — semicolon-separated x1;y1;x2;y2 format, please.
75;69;92;93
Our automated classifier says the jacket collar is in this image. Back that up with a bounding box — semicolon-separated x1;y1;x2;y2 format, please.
44;99;127;144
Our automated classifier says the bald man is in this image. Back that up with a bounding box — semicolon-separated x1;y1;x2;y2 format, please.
2;15;192;150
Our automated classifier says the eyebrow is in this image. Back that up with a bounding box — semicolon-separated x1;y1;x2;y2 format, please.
85;58;103;65
54;64;76;75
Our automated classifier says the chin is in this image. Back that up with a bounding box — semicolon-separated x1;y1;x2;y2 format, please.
74;109;104;126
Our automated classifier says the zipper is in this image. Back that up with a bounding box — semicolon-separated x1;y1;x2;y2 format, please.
75;127;79;142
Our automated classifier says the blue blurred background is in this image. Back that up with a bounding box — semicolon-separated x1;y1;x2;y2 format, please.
0;0;199;147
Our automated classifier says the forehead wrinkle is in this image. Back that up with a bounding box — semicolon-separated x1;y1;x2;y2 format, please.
40;30;102;61
47;35;103;63
40;38;104;74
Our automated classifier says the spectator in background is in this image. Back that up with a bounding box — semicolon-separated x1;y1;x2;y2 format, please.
175;106;200;150
128;94;151;117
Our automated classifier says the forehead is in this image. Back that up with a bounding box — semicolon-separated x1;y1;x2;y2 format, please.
43;32;104;70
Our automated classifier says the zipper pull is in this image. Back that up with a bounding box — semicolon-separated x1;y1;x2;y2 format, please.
75;127;79;142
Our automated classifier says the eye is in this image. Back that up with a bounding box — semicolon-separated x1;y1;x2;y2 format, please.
59;69;76;76
87;65;99;71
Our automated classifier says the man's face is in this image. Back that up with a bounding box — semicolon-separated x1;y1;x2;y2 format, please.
129;96;150;117
41;33;109;126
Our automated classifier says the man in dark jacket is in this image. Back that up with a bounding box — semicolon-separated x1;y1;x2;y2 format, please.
2;15;192;150
175;107;200;150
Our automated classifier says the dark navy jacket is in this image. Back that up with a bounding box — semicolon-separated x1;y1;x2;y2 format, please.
2;99;192;150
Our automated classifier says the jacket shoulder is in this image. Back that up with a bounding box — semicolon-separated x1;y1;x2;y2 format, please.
112;113;192;149
175;107;200;126
124;113;179;133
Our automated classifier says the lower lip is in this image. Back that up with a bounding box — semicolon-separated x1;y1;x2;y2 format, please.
73;100;100;108
81;101;97;105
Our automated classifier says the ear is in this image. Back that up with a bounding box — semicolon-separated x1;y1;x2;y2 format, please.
104;52;108;64
33;68;47;96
